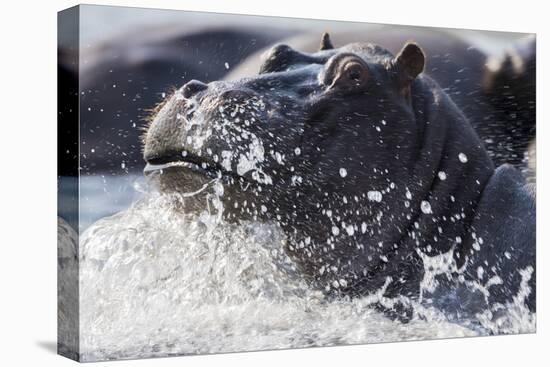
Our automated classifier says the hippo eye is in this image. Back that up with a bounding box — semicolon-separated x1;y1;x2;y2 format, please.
324;54;370;91
345;62;366;83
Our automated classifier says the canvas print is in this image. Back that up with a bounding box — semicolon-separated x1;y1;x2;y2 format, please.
58;4;536;362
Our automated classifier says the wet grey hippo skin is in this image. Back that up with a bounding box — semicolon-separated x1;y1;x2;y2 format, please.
429;164;535;325
143;34;535;322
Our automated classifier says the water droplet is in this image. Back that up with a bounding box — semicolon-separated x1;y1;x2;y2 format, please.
367;191;382;202
477;266;484;279
339;168;348;178
438;171;447;180
458;153;468;163
420;200;432;214
331;226;340;236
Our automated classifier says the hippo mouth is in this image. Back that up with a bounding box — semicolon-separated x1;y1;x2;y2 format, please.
144;161;218;178
144;151;243;183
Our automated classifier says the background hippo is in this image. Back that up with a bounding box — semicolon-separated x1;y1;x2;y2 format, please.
143;35;535;325
483;35;536;179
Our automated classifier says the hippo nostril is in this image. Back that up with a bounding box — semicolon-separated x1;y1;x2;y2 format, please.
220;89;253;101
182;80;208;99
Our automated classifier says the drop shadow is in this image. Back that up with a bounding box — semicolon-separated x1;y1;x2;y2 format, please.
36;340;57;354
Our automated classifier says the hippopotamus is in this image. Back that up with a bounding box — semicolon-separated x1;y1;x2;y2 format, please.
143;34;535;325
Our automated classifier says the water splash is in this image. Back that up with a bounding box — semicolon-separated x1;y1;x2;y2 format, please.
57;178;534;361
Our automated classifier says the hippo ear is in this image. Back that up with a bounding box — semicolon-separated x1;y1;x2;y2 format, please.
320;32;334;51
394;42;425;82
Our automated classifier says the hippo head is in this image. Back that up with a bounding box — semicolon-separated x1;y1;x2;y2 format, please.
143;34;493;296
